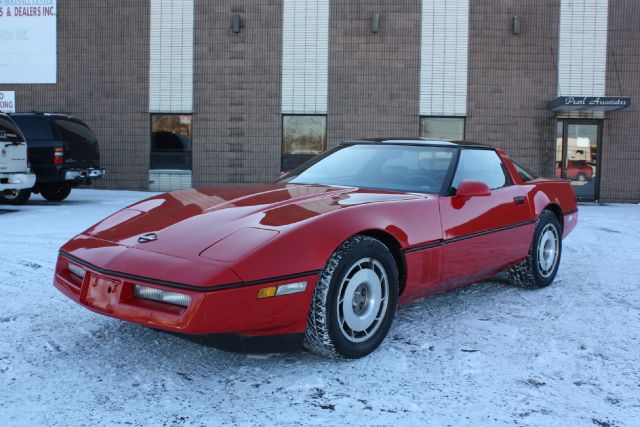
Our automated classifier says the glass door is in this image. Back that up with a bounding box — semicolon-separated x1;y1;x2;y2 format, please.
555;120;602;201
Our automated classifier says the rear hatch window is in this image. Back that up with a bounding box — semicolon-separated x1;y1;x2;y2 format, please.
53;118;97;145
0;115;25;143
52;117;100;166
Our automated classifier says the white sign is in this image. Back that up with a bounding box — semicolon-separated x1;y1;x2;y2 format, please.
0;91;15;113
0;0;57;83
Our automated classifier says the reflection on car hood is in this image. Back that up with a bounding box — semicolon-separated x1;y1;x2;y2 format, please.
82;184;423;262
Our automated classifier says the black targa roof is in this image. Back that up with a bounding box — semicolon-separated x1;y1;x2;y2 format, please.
341;137;492;149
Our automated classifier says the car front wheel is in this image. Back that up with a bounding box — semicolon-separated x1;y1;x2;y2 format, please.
506;210;562;289
304;235;399;358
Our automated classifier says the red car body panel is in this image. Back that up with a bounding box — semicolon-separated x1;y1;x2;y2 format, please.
438;185;533;288
54;144;578;338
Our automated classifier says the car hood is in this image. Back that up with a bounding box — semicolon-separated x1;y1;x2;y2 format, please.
80;184;423;263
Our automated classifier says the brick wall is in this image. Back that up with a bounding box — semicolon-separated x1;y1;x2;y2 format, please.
2;1;639;202
602;0;640;203
326;0;421;148
192;0;282;187
0;0;150;190
466;0;560;177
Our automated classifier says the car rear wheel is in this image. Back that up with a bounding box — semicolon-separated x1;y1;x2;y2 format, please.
506;210;562;289
304;235;398;358
0;189;31;205
41;186;72;202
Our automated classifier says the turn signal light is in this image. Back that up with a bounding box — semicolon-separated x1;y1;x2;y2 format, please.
257;281;308;299
257;287;277;299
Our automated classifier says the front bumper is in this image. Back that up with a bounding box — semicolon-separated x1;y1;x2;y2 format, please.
0;172;36;191
64;168;105;183
53;254;318;337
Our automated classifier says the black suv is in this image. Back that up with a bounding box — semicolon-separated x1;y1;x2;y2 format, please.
1;113;105;204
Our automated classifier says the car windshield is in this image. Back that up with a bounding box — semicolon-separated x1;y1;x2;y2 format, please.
280;144;456;194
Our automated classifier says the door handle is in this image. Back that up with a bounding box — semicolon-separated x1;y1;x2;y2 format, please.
513;196;525;205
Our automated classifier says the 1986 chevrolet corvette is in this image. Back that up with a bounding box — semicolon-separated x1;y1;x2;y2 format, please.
54;139;578;358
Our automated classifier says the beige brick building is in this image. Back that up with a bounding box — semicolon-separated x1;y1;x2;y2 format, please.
1;0;638;202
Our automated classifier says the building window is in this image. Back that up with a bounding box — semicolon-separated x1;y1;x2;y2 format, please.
150;114;192;170
419;117;465;141
281;115;326;171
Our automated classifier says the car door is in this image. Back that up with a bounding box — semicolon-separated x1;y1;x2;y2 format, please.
438;148;533;289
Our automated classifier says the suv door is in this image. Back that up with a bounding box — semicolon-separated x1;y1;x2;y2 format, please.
438;148;533;288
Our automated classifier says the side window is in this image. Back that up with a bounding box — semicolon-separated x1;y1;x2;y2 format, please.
54;118;97;145
451;149;509;191
510;157;538;182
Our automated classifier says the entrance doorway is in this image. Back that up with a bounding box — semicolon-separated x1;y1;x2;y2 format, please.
555;120;602;201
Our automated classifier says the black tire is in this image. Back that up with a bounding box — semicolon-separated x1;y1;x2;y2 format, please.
0;189;31;205
41;187;71;202
304;235;399;359
507;210;563;289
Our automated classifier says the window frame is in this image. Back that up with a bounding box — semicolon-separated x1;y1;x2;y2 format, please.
419;116;466;141
281;114;328;172
281;114;327;155
149;113;193;171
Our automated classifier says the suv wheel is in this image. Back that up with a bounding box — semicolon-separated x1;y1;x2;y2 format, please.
41;187;72;202
0;189;31;205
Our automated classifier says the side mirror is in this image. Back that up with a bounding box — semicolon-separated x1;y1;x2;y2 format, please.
456;180;491;197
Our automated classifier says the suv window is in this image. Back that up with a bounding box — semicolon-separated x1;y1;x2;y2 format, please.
0;116;23;142
9;115;55;140
0;115;24;143
53;118;96;145
452;149;509;191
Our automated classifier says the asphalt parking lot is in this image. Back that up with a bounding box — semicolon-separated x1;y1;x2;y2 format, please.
1;190;639;426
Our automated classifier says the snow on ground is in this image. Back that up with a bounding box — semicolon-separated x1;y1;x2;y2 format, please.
0;189;639;426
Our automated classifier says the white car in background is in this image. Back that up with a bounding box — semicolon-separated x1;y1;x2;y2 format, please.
0;113;36;199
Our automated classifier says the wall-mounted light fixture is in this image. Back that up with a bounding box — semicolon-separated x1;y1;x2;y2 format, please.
512;15;521;35
231;14;241;33
371;14;381;34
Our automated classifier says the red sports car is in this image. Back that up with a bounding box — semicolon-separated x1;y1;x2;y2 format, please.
54;139;578;358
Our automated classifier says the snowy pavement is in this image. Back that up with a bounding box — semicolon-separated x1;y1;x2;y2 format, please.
1;189;639;426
